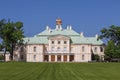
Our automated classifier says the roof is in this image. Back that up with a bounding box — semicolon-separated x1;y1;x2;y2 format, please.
23;36;48;44
23;27;104;45
87;37;104;45
36;29;80;36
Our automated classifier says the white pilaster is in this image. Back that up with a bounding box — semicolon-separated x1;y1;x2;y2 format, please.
55;55;57;62
67;55;69;62
49;55;51;62
61;55;63;62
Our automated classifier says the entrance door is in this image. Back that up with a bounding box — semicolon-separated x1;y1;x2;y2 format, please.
70;55;74;61
51;55;55;61
57;55;61;61
64;55;67;61
44;55;48;62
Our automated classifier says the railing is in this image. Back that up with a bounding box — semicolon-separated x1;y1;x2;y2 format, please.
44;50;75;54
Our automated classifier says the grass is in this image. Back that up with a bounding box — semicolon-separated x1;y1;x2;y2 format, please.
0;62;120;80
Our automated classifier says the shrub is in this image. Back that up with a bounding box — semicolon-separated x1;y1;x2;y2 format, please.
92;54;100;61
0;55;4;60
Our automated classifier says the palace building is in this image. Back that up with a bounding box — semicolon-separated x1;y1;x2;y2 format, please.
13;18;105;62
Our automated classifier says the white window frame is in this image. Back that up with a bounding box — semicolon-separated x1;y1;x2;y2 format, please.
34;46;36;52
82;46;85;52
82;55;84;60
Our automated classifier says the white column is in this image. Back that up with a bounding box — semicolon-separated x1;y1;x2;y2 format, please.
67;55;69;62
61;55;63;62
55;55;57;62
49;55;51;62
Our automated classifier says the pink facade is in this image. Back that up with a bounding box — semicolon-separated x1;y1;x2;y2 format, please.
12;18;104;62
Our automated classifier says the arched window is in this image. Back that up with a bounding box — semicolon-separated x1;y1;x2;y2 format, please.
34;46;36;52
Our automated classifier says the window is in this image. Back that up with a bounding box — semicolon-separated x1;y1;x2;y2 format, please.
94;47;97;52
51;47;54;51
57;47;61;51
63;47;67;51
20;47;24;52
33;55;36;61
34;46;36;52
51;41;54;44
58;41;60;44
15;47;18;51
45;47;48;52
82;46;85;52
100;47;103;52
64;41;67;44
82;55;84;60
20;55;23;60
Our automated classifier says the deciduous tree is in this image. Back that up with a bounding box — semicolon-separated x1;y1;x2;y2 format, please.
99;25;120;61
0;19;24;60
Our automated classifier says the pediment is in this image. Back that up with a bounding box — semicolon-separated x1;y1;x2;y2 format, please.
48;34;70;40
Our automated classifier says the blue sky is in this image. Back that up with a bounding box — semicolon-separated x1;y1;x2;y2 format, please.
0;0;120;37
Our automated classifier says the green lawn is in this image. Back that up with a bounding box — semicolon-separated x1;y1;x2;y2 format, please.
0;62;120;80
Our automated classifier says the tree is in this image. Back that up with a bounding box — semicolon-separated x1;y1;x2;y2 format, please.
99;25;120;45
104;40;116;61
0;19;5;48
0;44;4;51
112;45;120;62
92;54;100;61
0;19;24;61
99;25;120;61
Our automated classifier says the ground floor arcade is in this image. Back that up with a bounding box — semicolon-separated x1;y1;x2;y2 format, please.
44;54;74;62
18;53;92;62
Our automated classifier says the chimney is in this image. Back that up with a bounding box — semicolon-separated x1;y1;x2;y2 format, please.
67;25;70;30
46;26;50;31
69;25;72;30
80;32;84;36
48;29;52;33
55;25;58;30
95;34;98;39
